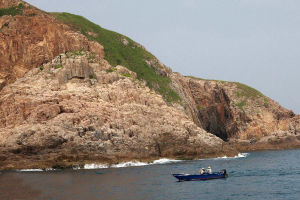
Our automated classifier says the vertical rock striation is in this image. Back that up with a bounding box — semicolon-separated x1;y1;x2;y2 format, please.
0;1;299;170
0;0;104;89
171;74;300;150
0;52;235;170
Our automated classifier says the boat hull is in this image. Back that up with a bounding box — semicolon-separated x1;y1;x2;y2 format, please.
172;171;227;181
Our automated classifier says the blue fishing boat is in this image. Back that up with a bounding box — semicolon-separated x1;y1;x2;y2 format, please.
172;169;227;181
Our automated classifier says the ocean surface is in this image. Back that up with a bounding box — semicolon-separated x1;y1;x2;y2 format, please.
1;149;300;200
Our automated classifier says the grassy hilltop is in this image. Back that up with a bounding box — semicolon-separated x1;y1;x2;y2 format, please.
51;12;180;102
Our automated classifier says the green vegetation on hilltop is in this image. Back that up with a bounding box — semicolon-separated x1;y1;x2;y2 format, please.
264;98;270;108
186;75;266;110
235;83;263;98
235;101;247;110
51;12;180;102
186;76;264;99
185;76;227;84
0;3;25;17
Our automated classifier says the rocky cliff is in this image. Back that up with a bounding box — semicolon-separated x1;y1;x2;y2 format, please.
171;74;300;151
0;0;103;90
0;0;299;170
0;1;236;170
0;51;236;169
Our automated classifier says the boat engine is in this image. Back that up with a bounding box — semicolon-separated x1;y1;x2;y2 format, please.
221;169;228;177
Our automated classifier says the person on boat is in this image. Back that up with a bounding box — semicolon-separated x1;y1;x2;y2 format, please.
199;168;205;174
207;166;212;174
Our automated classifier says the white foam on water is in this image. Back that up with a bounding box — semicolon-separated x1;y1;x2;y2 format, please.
16;154;249;171
111;158;182;168
111;161;148;168
152;158;182;165
44;168;56;171
236;153;249;158
18;169;44;172
83;163;108;169
82;158;182;169
17;168;56;172
216;156;229;159
214;152;249;160
197;152;250;161
112;158;183;168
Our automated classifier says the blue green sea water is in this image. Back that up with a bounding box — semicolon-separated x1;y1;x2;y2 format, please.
0;149;299;200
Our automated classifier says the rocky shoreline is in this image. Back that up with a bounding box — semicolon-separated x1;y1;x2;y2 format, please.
2;141;300;171
3;144;300;171
0;52;237;171
0;0;299;171
0;150;239;171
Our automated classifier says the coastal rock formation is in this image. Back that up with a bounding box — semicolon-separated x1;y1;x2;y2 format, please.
0;1;299;170
0;0;20;8
170;74;300;150
0;0;104;90
0;53;235;169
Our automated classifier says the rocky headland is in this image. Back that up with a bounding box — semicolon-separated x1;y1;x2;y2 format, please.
0;0;299;170
171;74;300;151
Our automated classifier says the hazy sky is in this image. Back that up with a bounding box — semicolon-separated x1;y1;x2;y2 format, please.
26;0;300;113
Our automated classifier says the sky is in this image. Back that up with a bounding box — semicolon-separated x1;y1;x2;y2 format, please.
26;0;300;114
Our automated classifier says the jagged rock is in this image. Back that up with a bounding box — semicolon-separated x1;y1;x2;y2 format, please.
0;0;104;89
0;53;234;169
121;37;129;46
115;65;137;79
57;56;97;84
171;73;300;150
0;1;298;170
0;0;20;7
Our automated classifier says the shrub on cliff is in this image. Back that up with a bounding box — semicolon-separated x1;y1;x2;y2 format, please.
0;3;24;17
51;12;180;103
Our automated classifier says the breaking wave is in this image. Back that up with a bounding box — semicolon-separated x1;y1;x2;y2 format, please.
17;168;55;172
152;158;182;164
214;153;249;160
83;158;182;169
17;154;249;171
236;153;249;158
196;153;250;161
18;169;44;172
84;163;108;169
111;161;149;168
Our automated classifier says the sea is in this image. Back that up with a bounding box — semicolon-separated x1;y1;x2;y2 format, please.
0;149;300;200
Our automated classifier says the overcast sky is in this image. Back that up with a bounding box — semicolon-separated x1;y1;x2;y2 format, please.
26;0;300;114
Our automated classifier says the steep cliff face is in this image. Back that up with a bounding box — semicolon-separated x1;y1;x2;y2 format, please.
0;0;103;90
0;52;235;169
0;0;20;8
171;74;300;150
171;74;235;140
0;1;299;169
